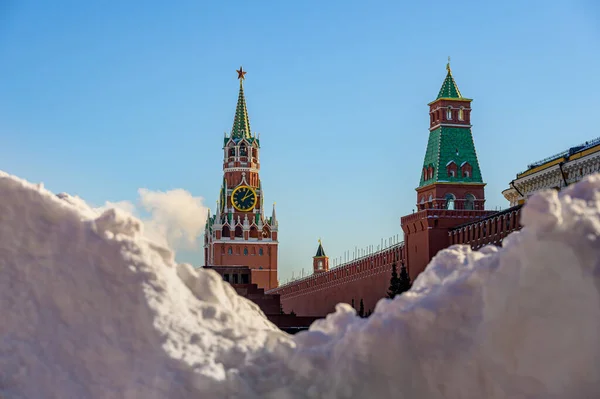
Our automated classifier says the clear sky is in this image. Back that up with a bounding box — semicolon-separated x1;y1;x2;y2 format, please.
1;0;599;284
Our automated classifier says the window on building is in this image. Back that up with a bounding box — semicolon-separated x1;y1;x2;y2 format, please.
224;274;230;282
445;193;456;210
458;107;464;121
447;107;452;120
239;145;247;156
228;147;235;157
259;248;263;256
243;248;248;255
227;247;232;255
464;194;475;210
446;161;458;178
318;260;323;270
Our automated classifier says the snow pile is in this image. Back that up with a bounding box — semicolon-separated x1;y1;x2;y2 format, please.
0;171;286;399
1;170;600;398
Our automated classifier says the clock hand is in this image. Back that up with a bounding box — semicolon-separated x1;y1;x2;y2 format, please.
242;191;253;201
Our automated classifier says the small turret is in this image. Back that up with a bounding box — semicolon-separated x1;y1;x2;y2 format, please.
271;202;278;230
313;239;329;274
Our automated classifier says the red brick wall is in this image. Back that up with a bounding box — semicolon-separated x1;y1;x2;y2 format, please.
449;205;523;249
268;245;404;317
401;209;496;280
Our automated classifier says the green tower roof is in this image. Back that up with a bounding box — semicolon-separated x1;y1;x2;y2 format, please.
231;67;252;140
419;63;483;188
436;62;463;99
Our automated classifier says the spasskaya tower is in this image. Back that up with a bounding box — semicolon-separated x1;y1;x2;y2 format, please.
203;67;279;290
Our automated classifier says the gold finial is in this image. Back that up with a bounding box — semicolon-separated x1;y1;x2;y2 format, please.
446;56;451;73
273;201;276;206
236;66;247;80
318;237;322;244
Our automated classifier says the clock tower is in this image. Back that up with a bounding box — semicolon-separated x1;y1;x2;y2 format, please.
204;67;279;290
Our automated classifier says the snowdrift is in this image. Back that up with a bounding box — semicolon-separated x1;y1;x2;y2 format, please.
1;170;600;398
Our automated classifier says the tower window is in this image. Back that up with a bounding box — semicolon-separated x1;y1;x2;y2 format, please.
446;107;452;120
461;162;472;178
239;145;247;156
227;247;232;255
445;193;456;210
458;107;464;121
243;248;248;255
228;147;235;157
318;260;323;270
465;194;475;210
259;248;264;256
427;166;434;180
446;161;457;177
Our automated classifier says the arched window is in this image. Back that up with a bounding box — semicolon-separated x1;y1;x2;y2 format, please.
243;247;248;255
235;226;243;238
259;248;263;256
228;147;236;157
445;193;456;210
447;107;452;120
239;144;247;157
428;166;434;180
428;194;433;202
461;161;472;178
317;260;323;270
465;194;475;210
458;107;464;121
446;161;457;178
227;247;232;255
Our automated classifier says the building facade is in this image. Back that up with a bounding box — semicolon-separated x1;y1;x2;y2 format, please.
502;138;600;206
203;68;279;291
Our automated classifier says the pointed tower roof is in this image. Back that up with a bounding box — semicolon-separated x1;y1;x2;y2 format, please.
271;202;277;226
231;66;252;140
314;239;326;257
436;59;463;99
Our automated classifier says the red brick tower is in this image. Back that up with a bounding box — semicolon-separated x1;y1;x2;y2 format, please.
401;61;494;281
204;67;278;290
312;239;329;273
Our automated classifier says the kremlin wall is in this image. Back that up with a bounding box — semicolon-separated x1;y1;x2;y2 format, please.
203;65;600;322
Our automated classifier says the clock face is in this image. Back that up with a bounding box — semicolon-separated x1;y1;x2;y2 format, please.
231;185;257;212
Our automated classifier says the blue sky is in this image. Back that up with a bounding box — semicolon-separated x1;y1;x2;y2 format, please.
1;0;599;283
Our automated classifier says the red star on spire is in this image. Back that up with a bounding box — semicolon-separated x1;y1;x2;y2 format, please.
236;67;247;80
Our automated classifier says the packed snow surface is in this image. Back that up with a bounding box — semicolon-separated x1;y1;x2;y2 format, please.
1;170;600;398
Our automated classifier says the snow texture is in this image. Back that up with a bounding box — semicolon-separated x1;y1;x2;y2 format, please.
1;169;600;398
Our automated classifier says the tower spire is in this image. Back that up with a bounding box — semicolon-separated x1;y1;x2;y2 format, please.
231;66;252;139
437;57;463;99
315;238;326;257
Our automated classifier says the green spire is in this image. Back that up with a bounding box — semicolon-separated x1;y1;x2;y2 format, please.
231;66;252;140
436;59;463;99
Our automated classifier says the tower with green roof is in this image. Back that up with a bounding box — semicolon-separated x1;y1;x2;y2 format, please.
204;67;279;291
416;61;486;211
401;61;494;283
312;239;329;273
